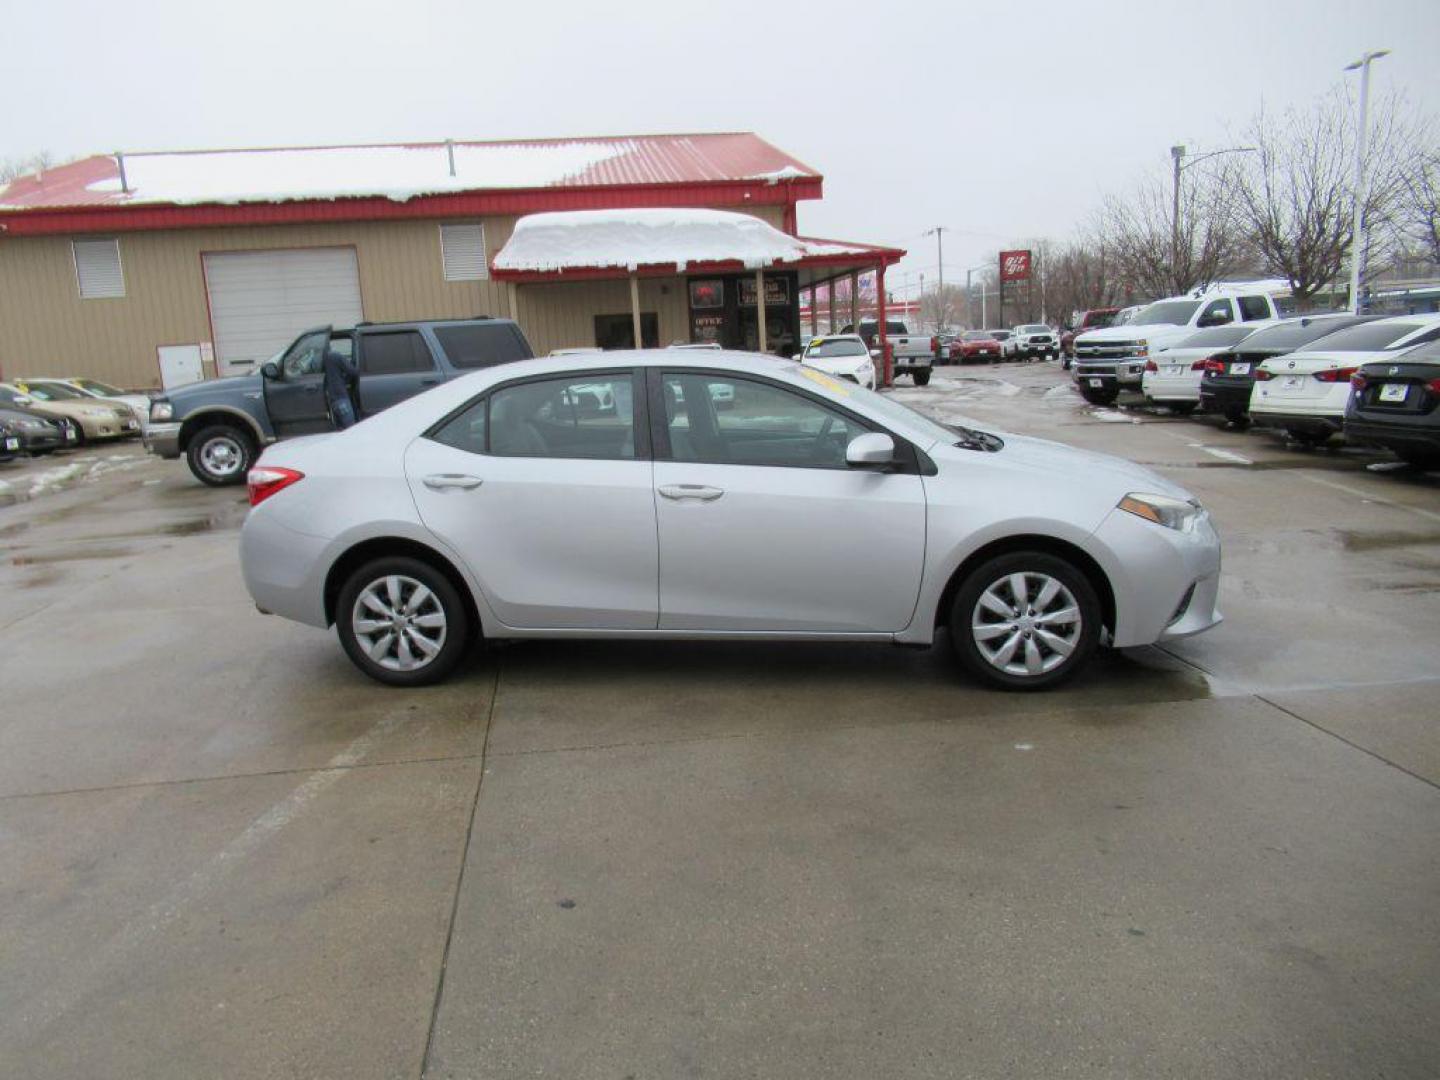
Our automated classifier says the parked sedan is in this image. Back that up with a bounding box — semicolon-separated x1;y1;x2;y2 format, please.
988;329;1021;360
949;331;1004;364
25;377;152;434
1197;314;1376;426
1249;314;1440;445
240;350;1222;691
1141;323;1279;414
0;404;75;454
1345;337;1440;470
2;380;137;443
798;334;877;389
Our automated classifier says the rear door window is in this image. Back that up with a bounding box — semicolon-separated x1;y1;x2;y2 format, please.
1238;296;1272;321
359;331;434;375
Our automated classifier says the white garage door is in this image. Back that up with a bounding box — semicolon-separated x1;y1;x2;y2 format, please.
203;248;364;376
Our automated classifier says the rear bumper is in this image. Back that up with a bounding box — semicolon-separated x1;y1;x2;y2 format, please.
239;509;334;628
1198;382;1253;412
1343;417;1440;455
144;422;182;459
1248;407;1343;434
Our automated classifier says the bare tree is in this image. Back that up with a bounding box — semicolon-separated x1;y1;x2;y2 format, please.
1097;162;1248;299
1232;89;1415;309
1;150;55;184
919;283;965;332
1042;235;1124;326
1396;146;1440;266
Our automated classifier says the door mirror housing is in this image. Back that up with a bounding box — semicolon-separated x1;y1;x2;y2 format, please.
261;361;281;380
845;432;896;469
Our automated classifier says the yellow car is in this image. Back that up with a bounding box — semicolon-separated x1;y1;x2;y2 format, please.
2;380;139;443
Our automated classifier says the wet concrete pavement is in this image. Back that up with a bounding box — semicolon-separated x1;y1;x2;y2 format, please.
1;365;1437;1078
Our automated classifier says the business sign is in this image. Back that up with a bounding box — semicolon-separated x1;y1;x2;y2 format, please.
738;276;790;307
999;250;1032;282
689;280;724;309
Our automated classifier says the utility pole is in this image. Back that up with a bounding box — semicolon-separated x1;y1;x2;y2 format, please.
1171;145;1185;285
924;226;947;328
1345;49;1391;314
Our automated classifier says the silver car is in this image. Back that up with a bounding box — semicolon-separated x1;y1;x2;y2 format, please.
240;351;1221;689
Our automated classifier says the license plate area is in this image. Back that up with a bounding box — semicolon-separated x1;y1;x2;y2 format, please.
1088;378;1104;388
1231;362;1250;375
1378;383;1409;403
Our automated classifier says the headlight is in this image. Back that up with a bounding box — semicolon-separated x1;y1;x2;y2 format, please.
1135;339;1149;357
1119;492;1204;532
150;400;174;421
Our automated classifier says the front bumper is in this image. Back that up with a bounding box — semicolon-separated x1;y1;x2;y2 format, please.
143;422;183;458
1091;505;1223;648
1075;359;1147;388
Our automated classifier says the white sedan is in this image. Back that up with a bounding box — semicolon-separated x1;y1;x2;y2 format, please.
240;350;1222;690
1141;322;1278;413
1249;313;1440;445
797;334;877;389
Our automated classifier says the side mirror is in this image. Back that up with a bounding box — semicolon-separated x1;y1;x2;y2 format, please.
261;361;280;379
846;432;896;470
791;353;802;361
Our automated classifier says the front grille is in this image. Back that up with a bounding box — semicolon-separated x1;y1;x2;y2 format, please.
1075;341;1142;359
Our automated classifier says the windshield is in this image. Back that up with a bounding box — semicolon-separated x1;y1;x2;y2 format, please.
23;383;83;401
805;340;869;358
990;330;1012;339
1129;300;1201;326
1085;312;1118;329
1300;321;1428;352
1174;326;1258;348
962;331;994;341
75;379;126;395
1018;324;1049;334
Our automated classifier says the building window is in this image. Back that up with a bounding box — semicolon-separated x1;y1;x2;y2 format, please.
440;223;488;281
73;238;125;299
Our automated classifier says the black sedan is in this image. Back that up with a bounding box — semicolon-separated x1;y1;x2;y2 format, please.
1345;338;1440;470
1198;313;1377;425
0;406;74;454
0;418;19;461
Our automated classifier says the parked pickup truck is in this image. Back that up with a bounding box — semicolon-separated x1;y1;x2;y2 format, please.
146;317;534;485
1072;288;1282;405
841;319;933;386
1061;308;1121;366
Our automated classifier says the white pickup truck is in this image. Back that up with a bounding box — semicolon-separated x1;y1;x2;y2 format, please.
842;319;934;386
1071;287;1283;405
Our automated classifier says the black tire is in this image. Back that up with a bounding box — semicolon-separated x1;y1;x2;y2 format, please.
913;369;932;387
1080;383;1119;406
335;556;472;687
186;423;256;487
1285;428;1330;448
949;551;1102;691
1223;406;1249;427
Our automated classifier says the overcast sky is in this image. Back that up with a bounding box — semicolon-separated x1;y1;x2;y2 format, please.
7;0;1437;299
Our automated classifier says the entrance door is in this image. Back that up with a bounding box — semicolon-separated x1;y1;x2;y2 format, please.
651;370;927;632
157;345;204;389
203;248;363;376
263;328;334;436
404;370;658;630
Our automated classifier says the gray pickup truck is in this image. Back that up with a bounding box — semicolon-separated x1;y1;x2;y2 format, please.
146;318;533;485
841;319;934;386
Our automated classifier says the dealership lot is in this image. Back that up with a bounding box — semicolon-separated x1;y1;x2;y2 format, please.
1;362;1437;1079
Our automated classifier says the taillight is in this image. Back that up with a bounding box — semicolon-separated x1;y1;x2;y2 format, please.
1350;372;1367;389
1144;359;1158;372
1428;377;1440;395
1195;355;1225;372
1254;369;1274;381
930;336;938;352
1314;366;1358;383
247;466;304;507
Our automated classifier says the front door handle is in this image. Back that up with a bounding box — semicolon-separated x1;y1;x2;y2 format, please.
658;484;724;502
423;473;483;491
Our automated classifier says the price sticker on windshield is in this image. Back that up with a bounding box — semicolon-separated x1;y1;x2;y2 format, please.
799;368;852;396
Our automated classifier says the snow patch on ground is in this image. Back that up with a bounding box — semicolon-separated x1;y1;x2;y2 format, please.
1089;409;1141;424
22;454;146;498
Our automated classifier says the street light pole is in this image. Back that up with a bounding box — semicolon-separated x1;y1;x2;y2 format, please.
1171;145;1185;280
1345;49;1391;314
924;227;947;328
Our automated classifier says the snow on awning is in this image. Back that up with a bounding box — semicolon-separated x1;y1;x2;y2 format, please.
491;208;885;276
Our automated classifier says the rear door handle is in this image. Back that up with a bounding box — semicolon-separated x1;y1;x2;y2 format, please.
419;378;439;386
423;473;483;491
658;484;724;502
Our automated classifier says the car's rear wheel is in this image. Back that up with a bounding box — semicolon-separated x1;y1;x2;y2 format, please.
913;369;932;387
1080;384;1119;406
950;552;1102;691
336;557;471;687
187;423;256;486
1398;449;1440;471
1223;406;1249;427
1285;428;1331;448
1168;402;1198;416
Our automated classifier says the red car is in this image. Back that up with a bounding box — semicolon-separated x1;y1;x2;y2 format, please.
949;330;1004;364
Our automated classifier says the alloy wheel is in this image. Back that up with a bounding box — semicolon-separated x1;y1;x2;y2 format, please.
970;571;1083;678
351;574;448;672
200;435;244;478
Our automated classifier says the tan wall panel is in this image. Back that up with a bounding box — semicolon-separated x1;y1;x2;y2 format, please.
0;203;786;388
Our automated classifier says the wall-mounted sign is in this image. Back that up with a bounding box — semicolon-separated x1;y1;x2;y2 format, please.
691;313;724;343
999;250;1033;282
739;276;790;307
689;280;724;309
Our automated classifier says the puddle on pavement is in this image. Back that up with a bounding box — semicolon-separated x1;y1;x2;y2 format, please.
9;545;136;566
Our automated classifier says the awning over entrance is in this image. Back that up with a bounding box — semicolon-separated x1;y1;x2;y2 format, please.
491;208;906;369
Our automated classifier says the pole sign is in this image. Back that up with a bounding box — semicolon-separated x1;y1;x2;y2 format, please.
999;250;1032;282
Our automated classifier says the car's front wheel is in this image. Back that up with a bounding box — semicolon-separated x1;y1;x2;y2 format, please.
187;423;256;486
950;552;1102;691
1080;383;1119;406
336;557;471;686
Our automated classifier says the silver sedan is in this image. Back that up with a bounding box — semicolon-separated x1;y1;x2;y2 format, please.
240;350;1221;689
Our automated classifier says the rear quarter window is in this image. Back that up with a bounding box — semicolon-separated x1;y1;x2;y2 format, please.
435;324;534;369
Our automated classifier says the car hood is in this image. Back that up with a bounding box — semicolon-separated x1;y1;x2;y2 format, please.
1078;324;1191;344
165;373;263;401
935;430;1193;502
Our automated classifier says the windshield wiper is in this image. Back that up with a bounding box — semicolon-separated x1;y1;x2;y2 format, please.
948;424;1004;452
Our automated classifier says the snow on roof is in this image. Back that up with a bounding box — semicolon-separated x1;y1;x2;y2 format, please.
0;133;821;211
491;208;873;274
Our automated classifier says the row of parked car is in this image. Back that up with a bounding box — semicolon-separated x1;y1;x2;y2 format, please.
0;377;150;462
1083;308;1440;470
936;325;1063;364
